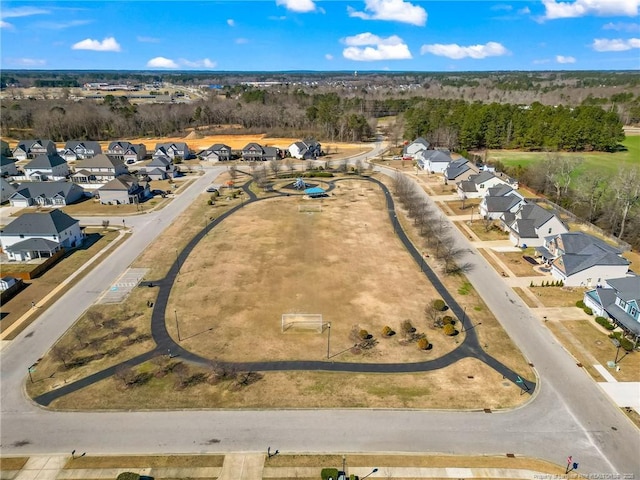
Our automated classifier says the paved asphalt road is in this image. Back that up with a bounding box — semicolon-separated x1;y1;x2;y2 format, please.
1;151;638;476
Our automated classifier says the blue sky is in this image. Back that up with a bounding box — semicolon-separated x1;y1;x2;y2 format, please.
1;0;639;71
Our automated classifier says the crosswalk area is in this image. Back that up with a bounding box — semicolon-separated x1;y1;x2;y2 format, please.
98;268;149;304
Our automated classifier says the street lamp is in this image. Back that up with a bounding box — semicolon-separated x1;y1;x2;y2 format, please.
174;309;181;341
326;323;331;359
612;338;622;364
460;306;467;332
470;206;475;224
361;468;378;479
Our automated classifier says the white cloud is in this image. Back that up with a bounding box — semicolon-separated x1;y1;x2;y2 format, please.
603;21;640;32
147;56;179;68
36;19;92;30
72;37;121;52
6;57;47;66
556;55;576;63
235;38;249;44
518;6;531;14
1;20;14;29
146;57;217;69
1;6;50;18
227;19;235;26
137;35;161;43
542;0;639;19
342;33;412;60
592;37;640;51
490;4;513;11
420;41;509;59
268;15;288;20
276;0;316;12
325;53;334;60
347;0;427;26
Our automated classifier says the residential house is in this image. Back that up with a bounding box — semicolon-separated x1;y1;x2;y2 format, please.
0;209;83;261
106;141;147;163
12;140;57;160
443;157;477;185
402;137;430;159
478;185;526;220
70;154;128;187
288;139;321;159
97;174;150;205
535;232;630;287
23;154;70;181
61;140;103;161
0;276;18;291
457;171;509;200
241;143;281;162
1;156;19;176
416;150;452;173
9;181;85;208
263;146;281;162
1;178;17;204
584;276;640;342
153;142;191;161
199;144;232;162
501;202;568;247
140;155;176;180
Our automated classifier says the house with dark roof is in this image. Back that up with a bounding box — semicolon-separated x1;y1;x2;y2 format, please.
0;210;83;261
443;157;476;184
12;140;57;160
288;139;321;160
0;140;11;157
535;232;630;287
9;181;85;208
241;143;281;162
106;141;147;163
1;156;19;176
23;154;70;181
416;150;452;173
153;142;191;161
70;154;129;186
402;137;430;159
61;140;103;161
199;144;232;162
140;155;176;180
97;174;150;205
584;276;640;342
1;178;17;204
501;202;568;247
457;171;509;200
479;185;526;220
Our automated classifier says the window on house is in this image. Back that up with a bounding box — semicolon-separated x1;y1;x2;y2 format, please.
548;228;552;233
630;307;637;316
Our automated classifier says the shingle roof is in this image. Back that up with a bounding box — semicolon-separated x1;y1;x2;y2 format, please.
606;276;640;302
5;237;61;252
99;174;138;191
65;140;102;153
469;171;496;185
208;144;231;151
1;210;79;236
108;141;132;150
1;155;17;167
422;150;452;163
485;194;522;213
517;203;554;228
551;232;629;276
444;158;470;180
487;185;514;197
25;154;67;169
76;154;124;170
148;156;171;167
11;181;83;200
557;232;622;256
458;180;477;193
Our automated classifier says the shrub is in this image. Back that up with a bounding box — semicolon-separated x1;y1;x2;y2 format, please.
433;299;446;311
117;473;140;480
530;281;535;287
359;329;370;340
443;324;456;336
400;319;415;336
381;325;394;337
441;316;455;325
620;337;634;352
576;300;586;309
417;337;430;350
321;469;339;480
595;316;615;330
583;307;593;316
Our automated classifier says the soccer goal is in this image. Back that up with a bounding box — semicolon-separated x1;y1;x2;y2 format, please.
298;204;322;213
282;313;324;333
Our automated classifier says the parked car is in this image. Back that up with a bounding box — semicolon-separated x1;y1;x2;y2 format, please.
206;186;218;193
392;155;402;160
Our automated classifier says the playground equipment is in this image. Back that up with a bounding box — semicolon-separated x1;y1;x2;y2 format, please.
293;178;307;190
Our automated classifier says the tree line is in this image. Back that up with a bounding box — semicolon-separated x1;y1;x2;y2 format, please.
404;99;625;152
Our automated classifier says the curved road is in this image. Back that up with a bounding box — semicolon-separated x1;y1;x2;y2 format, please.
1;147;638;476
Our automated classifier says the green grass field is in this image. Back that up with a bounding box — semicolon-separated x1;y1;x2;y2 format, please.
487;135;640;177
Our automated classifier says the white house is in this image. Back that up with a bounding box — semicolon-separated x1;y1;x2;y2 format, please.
153;142;190;161
457;171;508;200
0;210;83;261
199;144;232;162
71;154;129;187
9;181;85;208
60;140;103;161
23;154;70;181
501;202;568;247
140;155;176;180
106;141;147;163
536;232;630;287
288;139;321;159
478;185;526;220
416;150;451;173
402;137;430;159
13;139;57;160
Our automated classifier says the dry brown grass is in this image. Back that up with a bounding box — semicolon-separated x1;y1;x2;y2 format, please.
491;250;542;277
1;228;123;337
527;286;585;307
512;287;539;308
462;222;510;241
0;457;29;471
444;199;481;216
50;357;527;410
64;456;224;469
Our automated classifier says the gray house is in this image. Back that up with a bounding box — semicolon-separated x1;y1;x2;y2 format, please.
13;140;57;160
1;140;11;157
479;185;526;220
501;202;568;248
402;137;430;159
97;174;150;205
71;154;129;185
61;140;103;161
106;141;147;163
443;158;475;184
153;142;190;161
584;276;640;343
199;144;232;162
23;154;70;181
9;181;85;208
140;155;176;180
0;209;83;261
1;156;19;176
1;178;17;204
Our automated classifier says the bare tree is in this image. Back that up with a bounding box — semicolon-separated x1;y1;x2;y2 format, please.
354;158;363;174
572;172;610;223
269;158;281;178
284;158;294;174
120;326;136;340
172;362;190;389
114;365;136;388
51;344;73;368
228;164;237;180
611;166;640;239
86;310;104;328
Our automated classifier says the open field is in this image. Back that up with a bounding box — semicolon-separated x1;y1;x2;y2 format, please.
49;356;527;410
485;135;640;177
0;228;124;337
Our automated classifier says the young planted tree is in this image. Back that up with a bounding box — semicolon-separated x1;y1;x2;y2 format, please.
269;158;281;178
51;344;73;368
